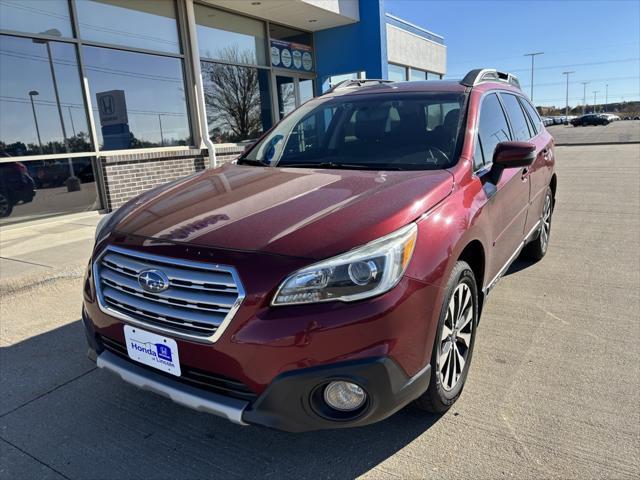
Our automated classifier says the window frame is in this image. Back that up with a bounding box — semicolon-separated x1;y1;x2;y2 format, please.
518;96;541;138
472;90;513;175
388;63;408;82
499;92;534;141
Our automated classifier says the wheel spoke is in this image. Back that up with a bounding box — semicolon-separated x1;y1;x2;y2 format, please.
458;287;471;323
439;340;451;371
448;348;456;388
455;343;466;372
457;331;472;347
443;349;452;386
442;323;452;339
457;306;473;331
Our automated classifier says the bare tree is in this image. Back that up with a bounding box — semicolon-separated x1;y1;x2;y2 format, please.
202;47;264;143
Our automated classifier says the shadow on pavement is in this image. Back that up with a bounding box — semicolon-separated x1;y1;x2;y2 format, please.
1;321;442;479
503;257;537;277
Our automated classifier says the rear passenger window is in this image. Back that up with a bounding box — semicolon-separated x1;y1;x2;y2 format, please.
520;98;541;135
501;93;531;141
475;93;511;168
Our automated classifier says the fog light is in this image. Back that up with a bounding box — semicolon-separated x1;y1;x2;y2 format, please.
323;381;367;411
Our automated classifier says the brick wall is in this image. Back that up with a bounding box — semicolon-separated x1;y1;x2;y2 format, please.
100;146;245;211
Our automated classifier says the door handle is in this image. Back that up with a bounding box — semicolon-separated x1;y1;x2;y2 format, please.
522;167;529;180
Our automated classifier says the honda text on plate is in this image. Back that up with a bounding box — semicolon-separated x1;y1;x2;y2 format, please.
82;69;556;432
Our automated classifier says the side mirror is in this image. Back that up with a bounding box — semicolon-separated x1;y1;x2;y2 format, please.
485;141;536;186
493;141;536;168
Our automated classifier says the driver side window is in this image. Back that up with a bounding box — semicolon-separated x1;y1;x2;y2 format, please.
475;93;511;171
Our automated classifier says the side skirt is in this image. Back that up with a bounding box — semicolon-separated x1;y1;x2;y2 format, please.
483;220;541;296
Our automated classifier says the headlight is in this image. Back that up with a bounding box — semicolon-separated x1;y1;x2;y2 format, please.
95;212;114;242
272;223;417;306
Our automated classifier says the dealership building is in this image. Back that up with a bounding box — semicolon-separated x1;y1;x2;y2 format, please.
0;0;446;224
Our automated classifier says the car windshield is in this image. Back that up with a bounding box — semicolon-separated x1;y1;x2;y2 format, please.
239;92;466;170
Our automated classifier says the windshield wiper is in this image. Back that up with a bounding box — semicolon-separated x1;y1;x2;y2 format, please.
277;162;404;170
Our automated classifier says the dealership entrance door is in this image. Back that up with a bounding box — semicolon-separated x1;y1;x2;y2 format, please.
273;72;315;120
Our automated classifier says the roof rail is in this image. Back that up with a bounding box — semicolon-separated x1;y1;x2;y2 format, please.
460;69;521;89
325;79;395;95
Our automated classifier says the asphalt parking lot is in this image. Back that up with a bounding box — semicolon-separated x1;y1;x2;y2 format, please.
1;143;639;479
547;119;640;144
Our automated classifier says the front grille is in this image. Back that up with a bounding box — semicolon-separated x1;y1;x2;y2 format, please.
99;335;256;401
94;246;245;343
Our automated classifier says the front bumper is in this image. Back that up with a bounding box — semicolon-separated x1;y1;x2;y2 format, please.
85;312;430;432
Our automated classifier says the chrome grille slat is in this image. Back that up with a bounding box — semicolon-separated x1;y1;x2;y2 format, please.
104;298;217;334
102;252;237;287
101;261;238;294
94;246;245;343
100;269;236;310
102;287;226;327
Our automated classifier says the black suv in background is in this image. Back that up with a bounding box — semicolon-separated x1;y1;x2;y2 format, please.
0;162;36;218
570;114;610;127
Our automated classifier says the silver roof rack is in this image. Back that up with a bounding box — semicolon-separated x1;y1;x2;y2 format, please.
460;69;521;89
325;79;395;94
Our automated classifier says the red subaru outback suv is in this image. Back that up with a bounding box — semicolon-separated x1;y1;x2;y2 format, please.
83;69;556;432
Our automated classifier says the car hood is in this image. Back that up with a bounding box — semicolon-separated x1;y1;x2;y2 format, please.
113;163;453;259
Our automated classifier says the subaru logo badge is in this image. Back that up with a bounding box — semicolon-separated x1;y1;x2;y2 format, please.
138;269;169;293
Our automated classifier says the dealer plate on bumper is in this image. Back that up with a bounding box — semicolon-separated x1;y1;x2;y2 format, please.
124;325;181;377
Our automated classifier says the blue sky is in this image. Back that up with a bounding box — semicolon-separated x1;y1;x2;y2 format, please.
385;0;640;108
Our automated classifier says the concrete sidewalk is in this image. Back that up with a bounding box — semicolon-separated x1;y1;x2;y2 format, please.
0;212;102;293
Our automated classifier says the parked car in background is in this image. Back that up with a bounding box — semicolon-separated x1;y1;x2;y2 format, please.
542;116;554;126
0;161;36;217
570;114;610;126
603;114;620;121
26;158;94;188
83;69;557;432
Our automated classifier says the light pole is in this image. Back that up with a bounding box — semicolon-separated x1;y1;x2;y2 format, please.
593;91;599;113
562;71;575;122
33;29;80;191
524;52;544;101
68;106;76;137
158;114;164;146
605;84;609;112
581;82;589;115
28;90;44;154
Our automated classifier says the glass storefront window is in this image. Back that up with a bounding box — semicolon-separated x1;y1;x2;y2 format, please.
0;0;73;38
388;64;407;82
276;76;296;119
75;0;181;54
410;68;428;81
0;35;91;157
0;157;99;225
195;4;267;66
83;46;191;150
269;24;312;46
201;61;272;144
299;79;314;104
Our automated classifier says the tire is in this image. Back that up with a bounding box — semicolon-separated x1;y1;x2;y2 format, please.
521;187;554;261
0;192;13;218
414;261;478;413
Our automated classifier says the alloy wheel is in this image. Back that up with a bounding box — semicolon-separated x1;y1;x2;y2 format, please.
438;283;474;391
540;194;552;251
